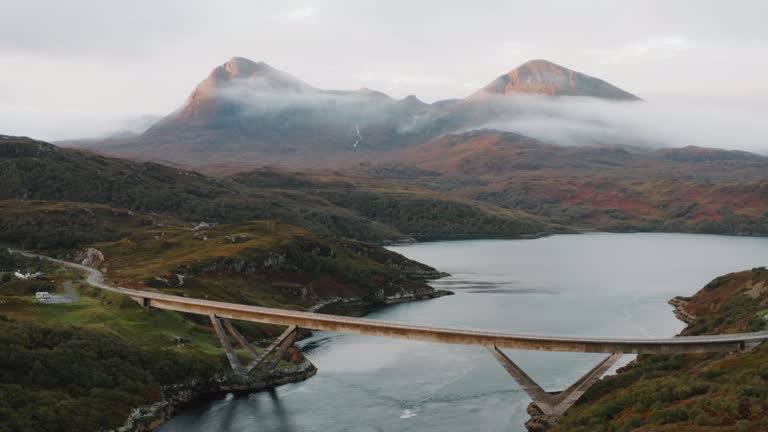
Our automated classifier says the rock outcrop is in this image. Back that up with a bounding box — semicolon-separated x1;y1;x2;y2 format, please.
113;359;317;432
525;403;556;431
72;247;105;268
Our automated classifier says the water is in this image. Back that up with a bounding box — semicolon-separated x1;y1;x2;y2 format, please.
158;233;768;432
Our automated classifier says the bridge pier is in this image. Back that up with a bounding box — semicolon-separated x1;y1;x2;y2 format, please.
209;315;299;376
488;345;622;417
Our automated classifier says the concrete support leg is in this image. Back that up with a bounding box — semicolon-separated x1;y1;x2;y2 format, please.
221;318;261;358
487;345;622;417
210;317;299;376
249;325;298;374
210;314;247;376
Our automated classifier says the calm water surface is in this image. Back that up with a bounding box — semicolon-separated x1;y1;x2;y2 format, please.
158;233;767;432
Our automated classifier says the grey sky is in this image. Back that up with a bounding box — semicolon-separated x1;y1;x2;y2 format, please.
1;0;768;142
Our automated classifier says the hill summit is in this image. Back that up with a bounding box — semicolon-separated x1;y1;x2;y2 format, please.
469;59;640;100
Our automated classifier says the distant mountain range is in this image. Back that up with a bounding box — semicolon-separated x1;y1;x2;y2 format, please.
64;57;641;168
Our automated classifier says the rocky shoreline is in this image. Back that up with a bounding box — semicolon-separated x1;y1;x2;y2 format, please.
110;281;451;431
310;285;453;314
668;295;697;324
111;359;317;432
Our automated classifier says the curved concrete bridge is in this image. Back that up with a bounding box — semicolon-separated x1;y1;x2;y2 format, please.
12;249;768;417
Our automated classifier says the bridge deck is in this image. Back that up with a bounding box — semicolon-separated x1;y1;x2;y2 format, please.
13;249;768;355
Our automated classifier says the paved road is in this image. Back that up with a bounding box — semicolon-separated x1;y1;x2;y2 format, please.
9;248;768;354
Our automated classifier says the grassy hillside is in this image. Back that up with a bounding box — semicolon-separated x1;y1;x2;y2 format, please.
1;135;554;242
0;212;446;431
229;169;558;240
369;130;768;235
0;200;176;251
0;250;225;432
549;268;768;432
90;220;446;312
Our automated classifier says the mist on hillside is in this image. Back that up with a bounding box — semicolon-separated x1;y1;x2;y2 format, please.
215;78;411;125
477;94;768;154
216;78;768;154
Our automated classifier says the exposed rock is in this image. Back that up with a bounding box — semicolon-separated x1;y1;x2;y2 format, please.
170;335;191;346
152;276;170;287
668;296;697;324
525;403;555;432
72;247;105;268
745;278;767;299
310;287;452;314
191;222;217;231
148;273;185;288
263;252;297;271
112;360;316;432
223;234;249;244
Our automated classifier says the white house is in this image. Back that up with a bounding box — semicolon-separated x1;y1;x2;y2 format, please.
14;271;43;280
35;292;53;302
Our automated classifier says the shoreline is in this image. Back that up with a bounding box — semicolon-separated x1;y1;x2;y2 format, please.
523;293;707;431
129;268;453;430
8;248;452;432
113;360;317;432
114;288;453;431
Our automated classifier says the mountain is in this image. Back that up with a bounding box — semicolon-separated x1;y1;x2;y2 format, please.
149;57;315;131
64;57;640;169
469;59;640;100
92;57;434;167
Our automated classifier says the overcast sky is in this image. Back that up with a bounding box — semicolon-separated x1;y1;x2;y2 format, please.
1;0;768;141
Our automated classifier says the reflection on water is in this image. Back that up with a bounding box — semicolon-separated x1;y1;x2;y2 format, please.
158;233;768;432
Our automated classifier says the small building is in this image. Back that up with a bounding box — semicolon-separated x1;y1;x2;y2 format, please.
35;292;53;302
15;271;43;280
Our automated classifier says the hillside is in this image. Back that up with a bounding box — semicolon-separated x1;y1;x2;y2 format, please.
0;207;451;431
0;248;318;432
375;130;768;235
0;135;555;242
546;267;768;432
63;57;640;168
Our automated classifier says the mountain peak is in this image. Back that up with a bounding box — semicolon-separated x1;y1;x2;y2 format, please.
469;59;640;101
221;56;271;77
193;57;313;96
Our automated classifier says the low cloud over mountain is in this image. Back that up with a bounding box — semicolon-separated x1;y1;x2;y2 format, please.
64;57;768;168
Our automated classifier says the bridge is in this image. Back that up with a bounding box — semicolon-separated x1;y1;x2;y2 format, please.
13;249;768;417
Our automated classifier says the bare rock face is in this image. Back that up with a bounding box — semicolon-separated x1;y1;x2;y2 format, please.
72;247;105;268
525;403;555;432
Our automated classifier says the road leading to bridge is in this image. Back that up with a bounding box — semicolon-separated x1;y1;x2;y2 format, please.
11;248;768;355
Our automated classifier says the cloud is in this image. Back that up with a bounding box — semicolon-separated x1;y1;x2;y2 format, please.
282;6;316;20
0;103;161;141
212;75;768;155
477;94;768;154
590;36;691;64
